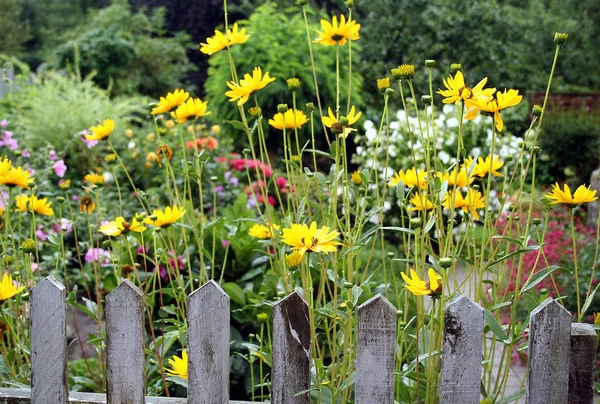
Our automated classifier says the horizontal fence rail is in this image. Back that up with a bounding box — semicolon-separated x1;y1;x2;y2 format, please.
0;276;597;403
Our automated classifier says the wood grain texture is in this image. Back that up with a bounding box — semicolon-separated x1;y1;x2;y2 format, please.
526;298;570;404
568;323;598;404
440;295;484;404
31;276;68;404
187;280;230;404
271;291;310;404
105;280;145;404
355;294;397;404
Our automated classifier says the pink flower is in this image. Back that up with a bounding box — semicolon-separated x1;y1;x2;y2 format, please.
85;248;111;265
0;119;7;128
53;160;67;177
48;150;57;161
0;131;18;150
80;131;98;149
276;177;288;188
31;263;39;272
36;225;47;241
22;149;30;158
53;218;72;234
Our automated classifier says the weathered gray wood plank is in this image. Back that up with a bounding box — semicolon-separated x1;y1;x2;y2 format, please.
31;276;68;404
0;388;254;404
440;295;484;404
271;291;311;404
568;323;598;404
187;280;230;404
105;280;145;404
355;294;397;404
526;297;571;404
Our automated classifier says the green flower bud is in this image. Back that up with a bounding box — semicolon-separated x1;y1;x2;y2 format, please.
305;102;315;112
277;104;289;113
248;106;262;118
532;105;543;117
450;63;463;74
553;32;568;45
21;239;36;254
439;257;453;268
257;313;268;323
287;78;301;91
532;218;542;226
425;59;436;67
410;217;422;228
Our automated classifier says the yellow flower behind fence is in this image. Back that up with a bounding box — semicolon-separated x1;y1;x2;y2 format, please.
401;268;442;297
165;350;188;379
281;222;341;258
0;273;25;302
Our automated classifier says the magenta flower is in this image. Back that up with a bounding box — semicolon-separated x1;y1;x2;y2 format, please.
80;130;98;149
0;119;7;128
0;131;18;150
36;225;47;241
85;248;111;265
53;218;72;233
22;149;30;158
53;160;67;177
48;150;57;161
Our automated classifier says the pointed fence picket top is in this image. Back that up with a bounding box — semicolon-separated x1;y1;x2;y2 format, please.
568;323;598;404
526;297;571;404
31;276;68;404
271;291;311;404
355;294;397;404
188;280;230;404
106;280;145;404
440;295;484;404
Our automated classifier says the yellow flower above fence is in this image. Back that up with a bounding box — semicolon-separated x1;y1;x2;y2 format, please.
314;15;360;46
151;89;190;115
281;222;341;258
437;71;495;105
545;183;598;208
144;206;186;228
165;350;188;379
401;268;442;297
0;273;25;302
248;223;280;239
200;22;249;56
86;119;115;141
225;67;276;106
268;109;309;130
171;98;211;123
100;216;146;236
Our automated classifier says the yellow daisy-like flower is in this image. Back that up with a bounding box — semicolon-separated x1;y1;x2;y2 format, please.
79;196;96;215
545;183;598;208
151;89;190;115
0;166;34;188
248;223;280;239
281;222;341;258
144;206;186;228
594;312;600;325
268;109;309;130
464;155;504;178
0;273;25;302
401;268;442;297
322;106;362;138
389;168;427;189
165;350;188;379
437;71;496;105
86;119;115;141
351;170;363;185
29;195;54;216
225;67;276;106
99;216;146;237
84;173;105;185
314;15;360;46
285;250;303;267
200;22;250;55
437;167;472;188
0;157;12;175
443;189;486;220
15;194;29;212
171;98;211;123
465;89;522;132
408;193;434;211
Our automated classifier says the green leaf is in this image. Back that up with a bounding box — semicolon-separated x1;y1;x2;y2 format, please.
496;389;525;404
223;119;248;132
581;282;600;317
223;282;246;305
483;308;508;342
520;265;563;295
381;226;416;236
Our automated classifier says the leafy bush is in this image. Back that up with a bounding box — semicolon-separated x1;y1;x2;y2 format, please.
204;2;363;149
53;2;196;97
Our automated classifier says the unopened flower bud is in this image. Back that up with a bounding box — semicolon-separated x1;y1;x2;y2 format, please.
387;252;394;258
242;148;250;155
257;312;268;323
530;146;540;155
287;78;301;91
377;77;390;94
539;288;549;295
21;239;36;254
210;176;218;182
439;257;453;268
277;104;288;113
532;105;543;117
410;217;422;228
384;88;395;96
248;106;262;117
391;64;415;80
532;218;542;226
27;182;35;189
553;32;568;45
102;240;111;248
425;59;436;67
421;95;432;103
305;102;315;112
450;63;463;74
56;196;65;203
344;0;354;8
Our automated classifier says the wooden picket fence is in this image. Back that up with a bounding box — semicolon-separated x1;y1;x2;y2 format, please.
0;275;598;404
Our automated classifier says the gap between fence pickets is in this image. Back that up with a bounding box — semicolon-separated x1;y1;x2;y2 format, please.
5;277;599;403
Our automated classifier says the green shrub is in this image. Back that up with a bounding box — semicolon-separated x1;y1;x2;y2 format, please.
204;2;363;150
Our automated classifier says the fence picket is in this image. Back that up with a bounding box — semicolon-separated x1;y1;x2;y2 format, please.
440;295;484;404
271;291;311;404
527;297;570;404
106;280;145;403
188;280;230;404
31;276;68;404
355;294;397;404
568;323;598;404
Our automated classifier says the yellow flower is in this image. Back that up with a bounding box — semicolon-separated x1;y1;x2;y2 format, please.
314;15;360;46
0;273;25;302
401;268;442;297
408;193;434;211
125;129;133;138
165;350;188;379
322;106;362;138
84;173;105;185
464;155;504;178
391;64;416;80
281;222;341;257
351;170;363;185
437;71;496;105
151;89;190;115
86;119;115;141
545;183;598;207
465;89;522;132
171;98;211;123
285;250;303;267
377;77;390;92
437;167;472;188
200;22;249;55
100;216;146;237
144;206;186;228
225;67;276;106
14;195;54;216
268;109;309;130
389;168;427;189
15;195;29;212
79;196;96;215
594;313;600;325
0;166;34;188
443;189;485;220
0;157;12;175
248;223;280;239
